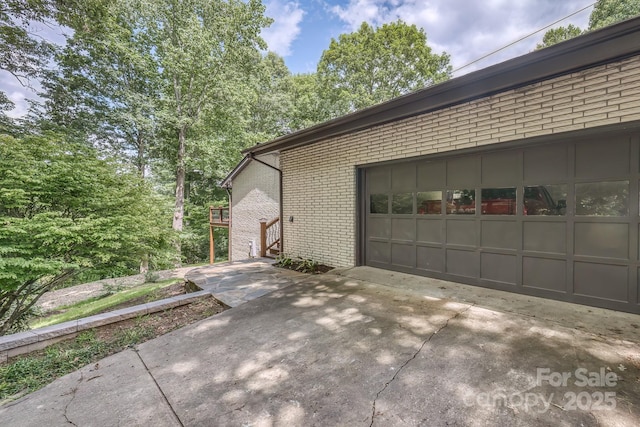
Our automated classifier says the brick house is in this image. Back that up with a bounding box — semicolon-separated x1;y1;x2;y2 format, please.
227;17;640;313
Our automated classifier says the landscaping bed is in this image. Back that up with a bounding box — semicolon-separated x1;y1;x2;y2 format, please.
0;296;226;402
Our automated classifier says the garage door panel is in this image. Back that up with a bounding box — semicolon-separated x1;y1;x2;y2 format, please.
574;262;628;302
481;253;517;284
523;257;566;292
417;219;442;243
447;220;476;246
482;151;519;185
417;161;445;188
574;223;629;259
575;138;630;179
368;218;390;239
392;164;416;191
447;156;479;187
481;221;518;250
392;218;415;241
369;241;390;264
523;222;566;253
524;144;568;182
446;249;478;278
368;168;390;192
392;244;415;268
417;246;444;272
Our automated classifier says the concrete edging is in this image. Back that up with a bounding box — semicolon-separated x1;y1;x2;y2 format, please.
0;290;212;362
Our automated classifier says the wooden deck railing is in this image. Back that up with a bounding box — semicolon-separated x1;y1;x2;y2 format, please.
209;206;229;264
260;217;280;257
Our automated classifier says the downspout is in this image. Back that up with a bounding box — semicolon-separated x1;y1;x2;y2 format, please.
249;153;284;254
225;187;232;261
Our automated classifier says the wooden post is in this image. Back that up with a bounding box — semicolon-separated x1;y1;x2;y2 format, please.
260;221;267;257
209;207;214;265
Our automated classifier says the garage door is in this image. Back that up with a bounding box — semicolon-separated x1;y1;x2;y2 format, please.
363;131;640;313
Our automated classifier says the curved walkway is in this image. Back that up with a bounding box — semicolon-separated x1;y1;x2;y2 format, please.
186;259;309;307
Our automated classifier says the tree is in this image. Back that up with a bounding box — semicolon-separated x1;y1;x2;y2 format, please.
0;132;171;334
40;0;160;177
538;0;640;49
317;20;451;116
0;1;58;111
131;0;271;261
536;24;583;49
589;0;640;30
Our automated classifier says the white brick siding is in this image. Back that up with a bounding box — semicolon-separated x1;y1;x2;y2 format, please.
281;55;640;268
230;154;279;261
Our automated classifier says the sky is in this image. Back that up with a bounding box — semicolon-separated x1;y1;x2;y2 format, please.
1;0;596;118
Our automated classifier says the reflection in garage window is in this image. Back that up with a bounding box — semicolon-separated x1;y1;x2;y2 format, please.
392;192;414;214
481;187;516;215
524;185;567;215
417;191;442;215
370;194;388;214
446;189;476;214
576;181;628;216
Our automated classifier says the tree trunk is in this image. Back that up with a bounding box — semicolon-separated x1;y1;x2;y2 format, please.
172;125;187;266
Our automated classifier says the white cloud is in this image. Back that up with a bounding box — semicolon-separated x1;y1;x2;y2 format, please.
328;0;594;75
262;1;306;56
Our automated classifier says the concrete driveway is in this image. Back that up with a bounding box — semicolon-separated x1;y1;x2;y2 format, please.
2;264;639;426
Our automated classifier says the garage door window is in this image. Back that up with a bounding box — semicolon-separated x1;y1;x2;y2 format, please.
481;187;516;215
392;193;413;214
370;194;388;214
524;184;567;215
417;191;442;215
446;189;475;214
575;181;629;216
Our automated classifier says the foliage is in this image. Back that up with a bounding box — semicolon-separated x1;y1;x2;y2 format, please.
0;0;56;105
589;0;640;30
317;20;451;116
275;256;322;274
536;24;583;49
538;0;640;49
0;132;172;334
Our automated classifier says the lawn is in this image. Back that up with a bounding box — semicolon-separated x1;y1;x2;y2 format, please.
30;279;181;329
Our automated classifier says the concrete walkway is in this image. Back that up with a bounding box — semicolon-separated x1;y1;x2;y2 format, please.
2;262;639;426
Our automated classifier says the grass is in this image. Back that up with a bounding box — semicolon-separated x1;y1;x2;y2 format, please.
30;279;180;329
0;326;156;401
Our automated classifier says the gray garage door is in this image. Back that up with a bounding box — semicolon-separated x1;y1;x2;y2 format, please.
363;131;640;313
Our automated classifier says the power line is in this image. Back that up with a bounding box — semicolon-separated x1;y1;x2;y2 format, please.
452;2;596;75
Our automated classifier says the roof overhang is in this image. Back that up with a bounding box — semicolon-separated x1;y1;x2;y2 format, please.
244;16;640;157
219;155;251;189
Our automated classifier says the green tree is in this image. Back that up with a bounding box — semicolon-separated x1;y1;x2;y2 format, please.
538;0;640;49
0;0;56;105
589;0;640;30
131;0;271;253
317;20;451;115
0;132;172;334
40;0;160;177
536;24;583;49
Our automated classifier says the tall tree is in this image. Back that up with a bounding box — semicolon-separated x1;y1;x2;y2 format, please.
41;0;160;176
317;20;451;116
132;0;271;258
0;131;171;334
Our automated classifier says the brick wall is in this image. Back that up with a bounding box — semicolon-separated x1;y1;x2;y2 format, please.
281;55;640;268
230;154;280;261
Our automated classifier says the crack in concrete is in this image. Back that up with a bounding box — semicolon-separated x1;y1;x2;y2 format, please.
63;372;83;426
369;304;474;427
134;349;185;427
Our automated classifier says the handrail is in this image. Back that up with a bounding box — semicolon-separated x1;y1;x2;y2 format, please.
260;217;280;257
